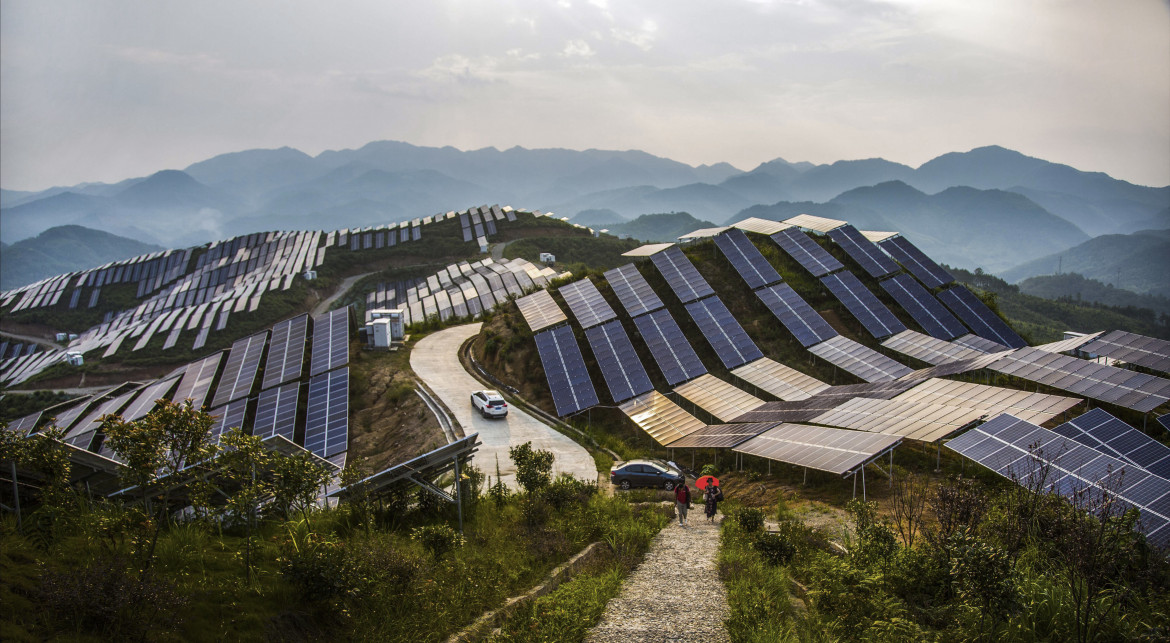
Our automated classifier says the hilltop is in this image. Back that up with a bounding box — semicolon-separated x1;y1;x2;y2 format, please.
0;225;164;290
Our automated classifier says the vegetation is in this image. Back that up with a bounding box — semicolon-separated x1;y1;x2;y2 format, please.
1018;272;1170;317
504;234;642;275
600;211;718;243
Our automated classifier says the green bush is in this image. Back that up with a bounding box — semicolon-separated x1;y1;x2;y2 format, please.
410;524;464;559
541;474;598;510
735;507;766;534
700;464;719;477
753;532;796;567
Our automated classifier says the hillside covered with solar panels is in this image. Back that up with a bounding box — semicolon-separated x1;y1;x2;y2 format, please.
475;213;1170;548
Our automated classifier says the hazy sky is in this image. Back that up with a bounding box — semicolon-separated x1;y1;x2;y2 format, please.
2;0;1168;191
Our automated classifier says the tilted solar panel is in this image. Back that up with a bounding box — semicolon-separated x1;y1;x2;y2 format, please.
881;330;985;365
668;422;778;449
730;357;830;401
559;278;617;329
880;273;966;340
808;335;915;382
7;411;42;436
208;397;249;445
254;381;300;442
120;375;181;422
514;289;568;333
211;331;269;408
632;308;707;386
68;388;140;450
878;236;954;288
263;314;308;389
713;228;782;290
820;272;907;339
604;263;664;318
734;423;902;476
650;246;715;304
585;320;653;404
1052;408;1170;480
755;283;838;347
534;325;599;417
1080;330;1170;374
618;391;705;446
1159;414;1170;433
310;307;350;376
684;296;764;370
827;225;900;278
304;368;349;459
953;333;1010;354
673;373;765;422
937;286;1027;349
769;227;843;277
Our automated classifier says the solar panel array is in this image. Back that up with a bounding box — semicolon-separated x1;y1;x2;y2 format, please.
808;335;914;382
6;411;42;436
673;373;766;422
263;314;308;388
310;308;350;376
603;264;664;318
668;422;778;449
650;246;715;303
120;375;181;422
253;381;300;442
878;236;954;288
534;325;599;416
827;225;900;278
880;330;987;365
304;368;349;459
784;214;847;232
633;308;708;385
893;378;1081;425
173;352;222;410
211;331;269;408
813;397;986;443
208;397;249;445
734;423;902;476
730;357;830;401
515;289;569;332
989;347;1170;413
938;286;1027;349
585;320;653;404
769;228;843;277
820;272;906;339
68;388;140;449
1052;408;1170;480
755;283;838;347
732;217;791;235
946;414;1170;548
732;379;928;424
45;396;96;433
713;228;783;290
684;296;764;369
1079;330;1170;374
880;274;966;340
618;390;705;446
953;333;1010;354
558;278;617;329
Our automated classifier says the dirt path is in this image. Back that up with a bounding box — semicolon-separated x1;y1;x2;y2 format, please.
313;272;375;315
0;331;60;351
585;518;730;643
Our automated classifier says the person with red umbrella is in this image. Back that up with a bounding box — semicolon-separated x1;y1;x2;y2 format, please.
698;475;724;524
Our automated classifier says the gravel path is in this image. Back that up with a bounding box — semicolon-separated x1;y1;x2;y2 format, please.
585;515;730;643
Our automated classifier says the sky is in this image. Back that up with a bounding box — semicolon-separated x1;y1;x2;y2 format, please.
2;0;1168;192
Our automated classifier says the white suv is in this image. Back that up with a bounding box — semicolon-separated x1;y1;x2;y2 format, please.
471;390;508;418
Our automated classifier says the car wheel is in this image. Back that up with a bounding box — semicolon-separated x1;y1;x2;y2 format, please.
619;480;631;490
663;480;675;491
481;409;488;418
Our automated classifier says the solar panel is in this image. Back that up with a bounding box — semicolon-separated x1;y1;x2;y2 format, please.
989;347;1170;413
783;214;847;232
1079;330;1170;374
253;381;300;442
684;296;764;369
947;414;1170;549
604;264;665;317
668;422;778;449
304;368;349;459
515;289;569;333
534;325;599;417
1159;414;1170;433
120;375;181;422
713;228;782;290
813;397;986;443
880;274;966;340
820;272;906;339
310;307;350;376
585;320;653;404
768;228;843;277
881;330;986;365
211;331;269;408
208;397;249;445
68;388;140;449
953;333;1010;354
893;378;1081;425
632;308;707;386
559;278;617;329
808;335;914;382
173;353;223;410
731;379;926;423
827;225;900;278
7;411;43;436
732;217;791;236
755;283;838;347
1052;408;1170;480
673;373;765;422
618;391;706;446
730;357;830;401
937;286;1027;349
878;236;954;288
650;246;715;304
734;423;902;476
43;396;96;433
263;314;308;388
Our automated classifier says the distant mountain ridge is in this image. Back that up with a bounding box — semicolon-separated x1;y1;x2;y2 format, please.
998;229;1170;297
0;225;164;290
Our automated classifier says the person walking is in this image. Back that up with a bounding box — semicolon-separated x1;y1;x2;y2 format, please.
704;483;723;524
675;479;692;527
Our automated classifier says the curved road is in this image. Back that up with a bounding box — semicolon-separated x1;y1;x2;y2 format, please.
410;323;595;489
313;271;375;315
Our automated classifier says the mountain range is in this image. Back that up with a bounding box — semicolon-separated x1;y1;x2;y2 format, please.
0;225;165;290
999;229;1170;297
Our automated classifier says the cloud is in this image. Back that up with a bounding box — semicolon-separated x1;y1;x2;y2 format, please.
562;39;596;58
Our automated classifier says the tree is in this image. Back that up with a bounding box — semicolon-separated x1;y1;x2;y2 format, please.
216;428;273;581
0;425;75;545
271;451;331;527
509;441;554;494
889;471;928;549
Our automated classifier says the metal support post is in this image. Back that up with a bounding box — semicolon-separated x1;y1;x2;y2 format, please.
454;456;464;535
10;462;20;530
862;465;867;501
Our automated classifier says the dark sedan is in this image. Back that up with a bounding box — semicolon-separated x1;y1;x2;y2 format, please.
610;459;684;490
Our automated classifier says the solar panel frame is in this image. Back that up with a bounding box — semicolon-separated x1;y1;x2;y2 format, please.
304;368;349;458
734;423;902;476
878;236;954;288
769;227;843;277
684;296;764;369
880;273;967;340
534;325;600;417
820;271;907;339
559;278;618;329
754;283;838;347
584;320;654;404
650;246;715;304
827;225;901;278
253;381;300;442
632;308;707;386
263;314;308;388
938;286;1027;349
713;228;783;290
309;308;350;376
604;264;665;317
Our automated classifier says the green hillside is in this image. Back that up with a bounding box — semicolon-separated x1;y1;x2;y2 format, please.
1018;272;1170;318
998;228;1170;297
1;225;164;290
600;211;717;242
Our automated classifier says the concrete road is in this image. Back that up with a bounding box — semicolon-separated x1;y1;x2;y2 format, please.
312;271;375;315
410;323;596;489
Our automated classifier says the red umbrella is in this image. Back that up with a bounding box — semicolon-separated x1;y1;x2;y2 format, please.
696;475;720;490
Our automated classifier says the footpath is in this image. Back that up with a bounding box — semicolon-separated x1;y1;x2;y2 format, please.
585;516;730;643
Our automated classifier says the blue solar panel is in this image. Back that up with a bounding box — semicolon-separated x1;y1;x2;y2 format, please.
1052;408;1170;480
305;368;349;458
684;296;764;370
604;264;664;318
769;228;843;277
254;381;300;442
208;397;250;445
632;308;707;385
559;278;617;329
713;228;782;290
310;307;351;376
211;331;269;407
755;283;838;347
880;273;966;340
879;236;954;288
827;225;900;278
534;325;600;417
585;320;653;403
938;286;1027;349
820;272;907;339
1159;414;1170;433
263;314;308;389
650;246;715;303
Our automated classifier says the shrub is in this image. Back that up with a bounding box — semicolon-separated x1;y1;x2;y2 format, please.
510;442;555;494
411;524;465;559
39;557;186;639
735;507;766;534
700;464;719;477
753;532;796;566
541;474;597;510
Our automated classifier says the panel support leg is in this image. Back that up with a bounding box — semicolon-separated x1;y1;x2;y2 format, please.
454;456;464;536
